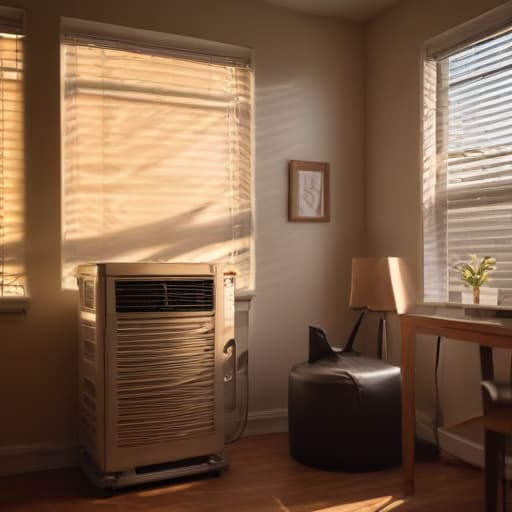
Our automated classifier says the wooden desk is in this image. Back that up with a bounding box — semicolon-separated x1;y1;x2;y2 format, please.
400;313;512;495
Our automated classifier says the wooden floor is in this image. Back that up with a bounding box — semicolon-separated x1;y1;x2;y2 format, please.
0;433;486;511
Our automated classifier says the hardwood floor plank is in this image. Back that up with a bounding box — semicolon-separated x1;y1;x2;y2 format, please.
0;433;484;511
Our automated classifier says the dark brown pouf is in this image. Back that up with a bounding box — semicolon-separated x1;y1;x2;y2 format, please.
288;352;401;472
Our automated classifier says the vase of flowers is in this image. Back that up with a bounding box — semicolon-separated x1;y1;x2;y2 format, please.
456;255;496;305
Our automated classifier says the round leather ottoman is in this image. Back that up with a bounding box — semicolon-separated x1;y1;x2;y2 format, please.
288;353;401;471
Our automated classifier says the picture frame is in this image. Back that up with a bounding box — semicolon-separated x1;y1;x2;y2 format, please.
288;160;330;222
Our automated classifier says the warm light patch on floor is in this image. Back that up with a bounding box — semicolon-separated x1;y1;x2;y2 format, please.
136;479;204;498
311;496;405;512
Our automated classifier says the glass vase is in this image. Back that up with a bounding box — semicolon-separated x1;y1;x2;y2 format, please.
473;286;480;305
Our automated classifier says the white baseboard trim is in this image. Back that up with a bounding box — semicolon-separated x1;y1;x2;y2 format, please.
437;425;512;478
416;409;436;445
436;425;512;479
437;426;484;468
0;441;79;477
243;408;288;437
6;410;499;479
416;411;512;478
0;410;290;476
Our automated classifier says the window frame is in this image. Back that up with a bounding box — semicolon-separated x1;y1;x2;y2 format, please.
421;1;512;310
0;7;27;312
60;18;255;293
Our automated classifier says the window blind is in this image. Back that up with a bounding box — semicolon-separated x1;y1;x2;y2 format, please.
62;31;253;290
0;11;24;297
423;28;512;305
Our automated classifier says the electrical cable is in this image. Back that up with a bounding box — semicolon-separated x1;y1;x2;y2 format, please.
434;335;442;453
225;347;249;444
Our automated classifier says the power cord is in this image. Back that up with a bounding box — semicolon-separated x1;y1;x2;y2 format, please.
434;335;442;453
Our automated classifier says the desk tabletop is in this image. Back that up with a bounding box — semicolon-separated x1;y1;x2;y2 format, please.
404;311;512;327
401;312;512;347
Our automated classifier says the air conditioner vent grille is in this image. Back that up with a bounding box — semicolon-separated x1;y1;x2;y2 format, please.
115;317;216;447
82;324;96;363
82;279;96;311
115;278;214;313
81;377;97;453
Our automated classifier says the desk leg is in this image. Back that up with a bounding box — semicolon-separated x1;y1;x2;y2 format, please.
401;315;415;495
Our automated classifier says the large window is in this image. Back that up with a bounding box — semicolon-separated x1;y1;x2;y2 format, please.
0;10;24;297
62;22;253;290
423;26;512;306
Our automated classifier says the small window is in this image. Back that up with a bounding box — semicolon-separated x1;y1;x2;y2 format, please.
0;9;25;298
423;26;512;306
61;20;253;291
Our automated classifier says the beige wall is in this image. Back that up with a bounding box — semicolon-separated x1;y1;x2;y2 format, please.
365;0;509;425
0;0;365;446
3;0;507;452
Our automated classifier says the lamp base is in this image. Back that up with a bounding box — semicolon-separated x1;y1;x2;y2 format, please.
378;314;388;360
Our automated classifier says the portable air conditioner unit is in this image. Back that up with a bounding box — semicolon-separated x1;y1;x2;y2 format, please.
77;262;231;488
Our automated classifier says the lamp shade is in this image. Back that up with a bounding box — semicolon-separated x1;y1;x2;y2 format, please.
349;257;411;314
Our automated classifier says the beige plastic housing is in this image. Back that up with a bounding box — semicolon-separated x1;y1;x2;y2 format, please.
77;262;225;473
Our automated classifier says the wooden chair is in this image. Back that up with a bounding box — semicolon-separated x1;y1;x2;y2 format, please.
480;346;512;512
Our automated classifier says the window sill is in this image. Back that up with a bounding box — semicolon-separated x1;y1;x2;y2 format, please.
0;296;30;313
235;291;254;312
415;301;512;319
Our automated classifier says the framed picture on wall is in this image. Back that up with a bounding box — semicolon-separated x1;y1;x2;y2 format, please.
288;160;330;222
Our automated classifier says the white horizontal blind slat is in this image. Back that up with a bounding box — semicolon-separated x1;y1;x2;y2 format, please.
62;36;253;290
0;30;24;297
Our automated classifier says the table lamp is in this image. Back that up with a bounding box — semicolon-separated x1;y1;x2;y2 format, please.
346;257;412;359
